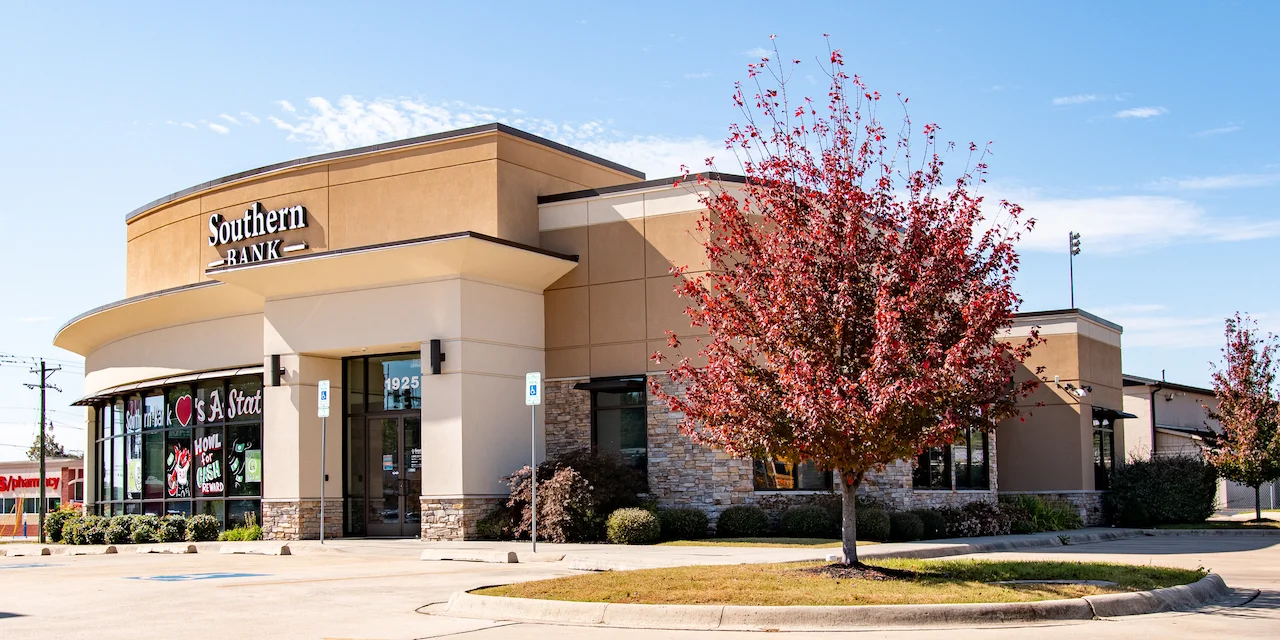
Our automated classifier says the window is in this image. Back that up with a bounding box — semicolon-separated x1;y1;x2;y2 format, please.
1093;415;1116;490
753;457;832;491
912;428;990;490
92;375;262;530
913;446;950;489
590;381;647;472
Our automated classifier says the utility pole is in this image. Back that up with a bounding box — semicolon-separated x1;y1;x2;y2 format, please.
1068;231;1082;308
24;360;61;544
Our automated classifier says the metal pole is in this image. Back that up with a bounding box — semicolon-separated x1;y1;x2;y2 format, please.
1068;232;1075;309
320;415;326;543
38;360;47;544
531;404;537;554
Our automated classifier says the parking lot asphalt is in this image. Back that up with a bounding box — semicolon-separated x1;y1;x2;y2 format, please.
1;535;1277;639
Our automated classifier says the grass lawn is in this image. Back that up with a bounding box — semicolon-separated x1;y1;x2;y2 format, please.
475;559;1203;606
657;537;874;548
1157;519;1280;530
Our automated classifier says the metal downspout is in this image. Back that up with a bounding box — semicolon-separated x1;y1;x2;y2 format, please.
1149;382;1163;459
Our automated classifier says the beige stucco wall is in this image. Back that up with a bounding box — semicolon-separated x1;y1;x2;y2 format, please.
1122;383;1218;460
996;313;1124;492
539;184;722;378
125;130;638;298
82;313;264;394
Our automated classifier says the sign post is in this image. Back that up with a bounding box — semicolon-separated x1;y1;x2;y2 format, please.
317;379;331;544
525;372;541;553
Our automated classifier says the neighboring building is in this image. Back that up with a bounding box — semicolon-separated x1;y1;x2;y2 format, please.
1122;375;1276;512
1121;375;1218;461
56;123;1133;540
0;458;84;537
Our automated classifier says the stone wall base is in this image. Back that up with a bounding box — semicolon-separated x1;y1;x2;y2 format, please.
420;496;506;541
1001;490;1106;526
262;499;344;541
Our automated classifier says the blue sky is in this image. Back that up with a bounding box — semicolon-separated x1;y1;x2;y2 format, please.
1;1;1277;459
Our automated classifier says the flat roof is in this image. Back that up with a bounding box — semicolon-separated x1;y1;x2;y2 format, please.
1013;308;1123;333
126;123;646;222
538;172;746;204
1122;374;1215;396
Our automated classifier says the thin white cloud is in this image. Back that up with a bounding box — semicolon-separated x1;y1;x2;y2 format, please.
208;123;230;135
240;111;261;124
1114;106;1167;119
1152;172;1280;190
991;188;1280;254
1193;125;1241;137
218;114;241;125
684;72;712;79
181;122;197;129
1093;307;1278;349
277;100;296;113
744;46;772;58
1051;94;1098;106
270;95;727;177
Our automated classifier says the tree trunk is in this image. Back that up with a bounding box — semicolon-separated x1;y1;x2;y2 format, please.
1256;485;1262;522
841;471;860;566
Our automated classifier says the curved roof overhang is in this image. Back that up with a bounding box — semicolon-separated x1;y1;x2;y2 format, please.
56;232;578;357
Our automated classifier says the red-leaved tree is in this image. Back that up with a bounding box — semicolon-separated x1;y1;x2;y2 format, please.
1204;313;1280;522
651;38;1040;565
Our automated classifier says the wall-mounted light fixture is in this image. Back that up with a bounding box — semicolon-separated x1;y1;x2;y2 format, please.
429;339;446;375
1054;375;1092;398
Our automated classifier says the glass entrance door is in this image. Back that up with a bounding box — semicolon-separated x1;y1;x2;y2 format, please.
365;416;422;537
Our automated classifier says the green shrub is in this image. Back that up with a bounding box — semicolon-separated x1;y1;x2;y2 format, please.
658;508;709;540
780;505;834;538
476;505;521;540
716;505;770;538
44;506;77;543
606;508;662;545
1107;455;1218;527
61;516;85;545
130;515;160;544
503;450;646;542
102;515;132;544
940;501;1011;538
218;528;243;542
912;509;947;539
81;515;107;545
186;514;221;542
856;507;890;541
999;495;1084;533
889;511;924;541
158;515;187;543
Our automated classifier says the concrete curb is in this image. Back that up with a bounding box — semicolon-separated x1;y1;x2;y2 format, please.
65;545;117;556
219;542;291;556
4;545;52;556
1141;528;1280;536
421;550;517;564
864;530;1141;561
438;573;1230;629
136;543;197;554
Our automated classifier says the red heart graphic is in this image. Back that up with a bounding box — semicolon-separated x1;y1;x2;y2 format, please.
175;395;193;426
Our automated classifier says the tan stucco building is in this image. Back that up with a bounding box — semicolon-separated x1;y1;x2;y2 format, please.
57;124;1137;539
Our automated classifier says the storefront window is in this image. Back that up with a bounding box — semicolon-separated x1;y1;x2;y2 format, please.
913;446;950;489
753;457;832;490
1093;416;1115;490
92;375;262;529
913;428;990;490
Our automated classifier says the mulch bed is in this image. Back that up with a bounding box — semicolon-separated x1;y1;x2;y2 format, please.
801;563;925;581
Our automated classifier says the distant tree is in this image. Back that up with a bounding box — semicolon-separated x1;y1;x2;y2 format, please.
1204;313;1280;522
26;425;71;461
650;37;1041;566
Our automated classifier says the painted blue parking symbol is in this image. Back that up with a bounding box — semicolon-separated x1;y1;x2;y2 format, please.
127;572;269;582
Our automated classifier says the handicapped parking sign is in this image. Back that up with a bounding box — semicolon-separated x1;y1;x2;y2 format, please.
525;372;541;406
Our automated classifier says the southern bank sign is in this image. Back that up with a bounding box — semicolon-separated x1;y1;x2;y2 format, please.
207;202;309;268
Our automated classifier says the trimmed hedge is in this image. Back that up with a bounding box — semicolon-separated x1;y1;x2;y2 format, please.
716;505;769;538
889;511;924;541
659;508;709;540
158;515;188;543
44;507;76;543
856;507;890;541
186;514;221;542
1107;455;1218;526
780;505;833;538
912;509;946;539
606;508;661;545
131;515;160;544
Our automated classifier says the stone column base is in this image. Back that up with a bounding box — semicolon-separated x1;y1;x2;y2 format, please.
262;499;344;540
420;496;506;541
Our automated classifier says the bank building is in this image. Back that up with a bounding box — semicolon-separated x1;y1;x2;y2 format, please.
57;124;1132;539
